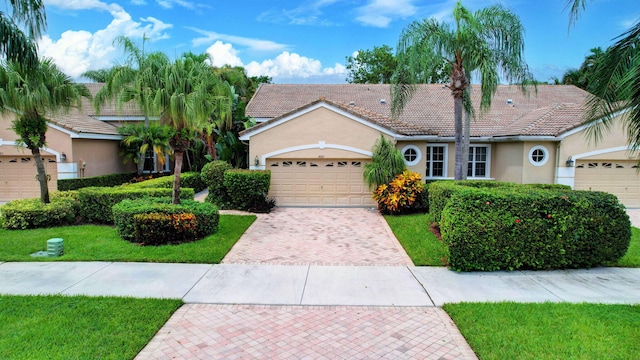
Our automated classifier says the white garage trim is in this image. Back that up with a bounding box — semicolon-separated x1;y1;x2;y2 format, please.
251;142;373;170
556;145;636;189
571;145;634;160
0;140;63;161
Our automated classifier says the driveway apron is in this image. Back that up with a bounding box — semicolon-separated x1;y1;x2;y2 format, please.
136;207;478;359
221;207;413;266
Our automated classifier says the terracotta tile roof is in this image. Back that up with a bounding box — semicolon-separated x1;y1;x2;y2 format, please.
246;84;590;138
45;83;142;136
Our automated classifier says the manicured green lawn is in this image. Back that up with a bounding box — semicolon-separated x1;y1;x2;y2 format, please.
444;302;640;360
386;213;640;268
385;213;446;266
0;295;181;360
0;215;255;263
616;227;640;267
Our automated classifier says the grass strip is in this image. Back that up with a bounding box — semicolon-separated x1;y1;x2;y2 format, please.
444;302;640;360
385;213;447;266
616;227;640;267
0;215;255;263
0;295;181;360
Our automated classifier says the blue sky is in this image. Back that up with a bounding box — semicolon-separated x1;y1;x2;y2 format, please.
33;0;639;84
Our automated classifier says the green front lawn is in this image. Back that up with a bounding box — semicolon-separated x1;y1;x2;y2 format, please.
444;302;640;360
385;213;640;268
0;295;181;360
0;215;255;263
384;213;447;266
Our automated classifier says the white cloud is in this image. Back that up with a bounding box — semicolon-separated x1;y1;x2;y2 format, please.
39;2;172;78
244;51;346;80
355;0;417;27
205;41;243;67
156;0;194;9
190;28;288;52
257;0;340;26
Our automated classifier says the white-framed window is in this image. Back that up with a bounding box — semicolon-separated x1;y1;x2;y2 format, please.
144;150;171;173
528;145;549;166
467;145;491;178
401;145;421;166
426;145;447;178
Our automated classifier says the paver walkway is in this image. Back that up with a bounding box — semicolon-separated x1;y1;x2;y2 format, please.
222;207;413;266
136;305;477;360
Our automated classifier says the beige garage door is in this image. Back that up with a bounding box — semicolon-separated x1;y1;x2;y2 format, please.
574;160;640;207
0;156;58;202
267;159;374;206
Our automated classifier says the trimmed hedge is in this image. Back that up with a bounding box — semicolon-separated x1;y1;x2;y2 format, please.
58;172;137;191
429;180;571;223
134;213;198;245
1;197;76;229
224;170;272;211
77;186;195;224
127;172;207;193
201;161;233;207
112;198;219;243
440;186;631;271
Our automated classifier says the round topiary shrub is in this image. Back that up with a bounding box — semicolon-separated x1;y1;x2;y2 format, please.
1;197;77;230
201;160;233;207
112;197;219;244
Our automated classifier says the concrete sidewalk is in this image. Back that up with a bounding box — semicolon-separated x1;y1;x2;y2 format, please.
1;262;638;306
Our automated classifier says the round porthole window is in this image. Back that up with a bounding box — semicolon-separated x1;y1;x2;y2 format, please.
401;145;421;166
528;145;549;166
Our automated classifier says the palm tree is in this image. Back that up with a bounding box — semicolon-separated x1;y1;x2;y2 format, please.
118;123;171;172
566;1;640;149
0;58;90;203
391;1;532;180
1;0;46;68
86;36;170;175
143;57;231;204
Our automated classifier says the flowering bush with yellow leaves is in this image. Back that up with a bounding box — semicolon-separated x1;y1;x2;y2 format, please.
373;170;424;214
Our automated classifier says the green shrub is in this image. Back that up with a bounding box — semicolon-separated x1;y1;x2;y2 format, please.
78;187;195;224
134;212;198;245
127;172;206;193
224;169;271;211
201;161;233;206
57;173;136;191
374;170;425;215
1;197;76;230
112;198;218;242
440;186;631;271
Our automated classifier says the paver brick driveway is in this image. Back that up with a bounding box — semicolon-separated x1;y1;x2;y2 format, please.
221;208;413;266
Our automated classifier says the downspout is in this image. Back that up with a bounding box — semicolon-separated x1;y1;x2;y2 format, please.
554;142;561;184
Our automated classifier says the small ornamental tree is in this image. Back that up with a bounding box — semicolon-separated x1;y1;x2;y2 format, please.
363;135;406;190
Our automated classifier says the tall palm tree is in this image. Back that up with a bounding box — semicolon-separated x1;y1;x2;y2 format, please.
391;1;532;180
566;1;640;150
143;57;231;204
86;36;170;175
1;0;46;68
0;58;90;203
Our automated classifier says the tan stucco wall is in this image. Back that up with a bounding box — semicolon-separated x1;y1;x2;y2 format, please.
249;107;390;162
560;115;635;161
396;141;427;179
492;142;524;183
72;139;133;177
521;142;557;184
0;114;72;159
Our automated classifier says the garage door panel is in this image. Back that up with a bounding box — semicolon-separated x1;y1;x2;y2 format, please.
575;160;640;207
267;158;374;206
0;155;58;201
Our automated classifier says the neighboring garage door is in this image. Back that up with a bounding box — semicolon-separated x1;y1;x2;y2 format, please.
267;159;374;206
0;155;58;202
574;160;640;207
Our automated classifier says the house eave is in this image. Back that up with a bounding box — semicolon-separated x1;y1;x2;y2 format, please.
395;135;561;142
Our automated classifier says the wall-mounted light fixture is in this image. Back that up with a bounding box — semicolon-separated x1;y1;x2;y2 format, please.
566;156;574;167
254;156;259;166
60;152;67;162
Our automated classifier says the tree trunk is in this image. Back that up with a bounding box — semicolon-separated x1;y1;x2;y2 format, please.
172;150;183;204
462;110;471;180
31;147;50;203
137;152;145;176
453;96;464;180
206;134;217;160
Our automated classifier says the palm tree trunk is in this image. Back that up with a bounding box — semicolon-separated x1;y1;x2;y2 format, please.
172;150;183;204
462;110;471;180
137;153;145;175
31;147;50;203
453;95;464;180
